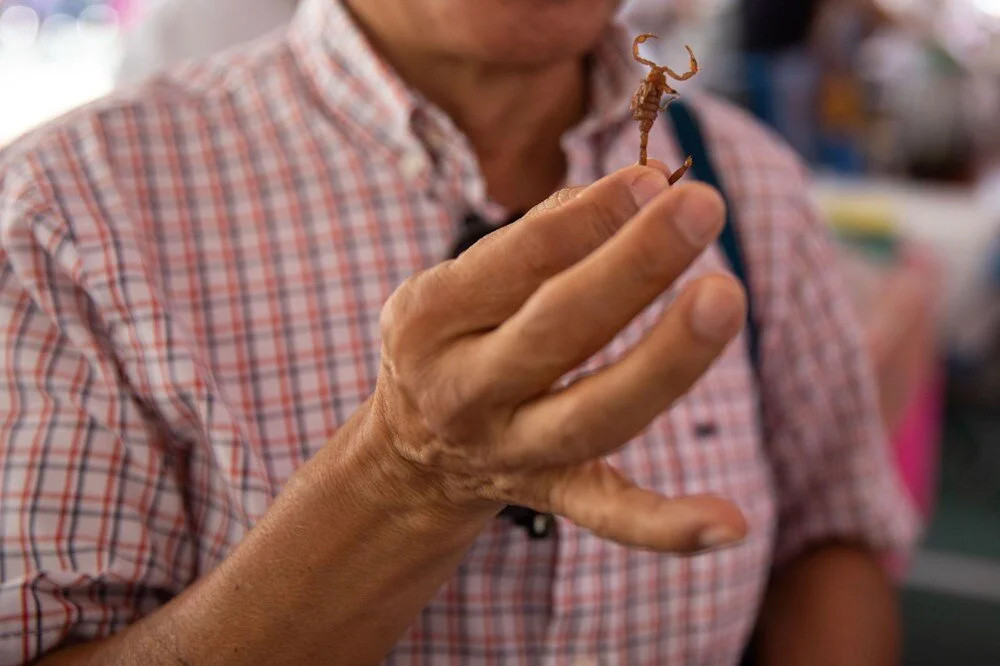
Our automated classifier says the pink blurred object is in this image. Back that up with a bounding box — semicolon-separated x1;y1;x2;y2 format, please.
110;0;138;25
840;241;943;522
891;368;943;519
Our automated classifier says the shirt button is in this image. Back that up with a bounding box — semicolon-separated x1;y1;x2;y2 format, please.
530;513;555;538
399;151;427;181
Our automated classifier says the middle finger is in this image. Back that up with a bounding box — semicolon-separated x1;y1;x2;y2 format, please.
474;182;726;399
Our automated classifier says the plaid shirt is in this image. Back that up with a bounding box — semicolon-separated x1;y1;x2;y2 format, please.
0;0;917;663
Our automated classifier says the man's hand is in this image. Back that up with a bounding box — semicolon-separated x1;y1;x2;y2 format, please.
372;164;748;552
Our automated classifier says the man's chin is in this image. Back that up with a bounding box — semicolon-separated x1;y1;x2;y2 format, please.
445;3;618;64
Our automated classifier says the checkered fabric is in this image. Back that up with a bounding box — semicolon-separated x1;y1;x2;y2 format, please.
0;0;917;663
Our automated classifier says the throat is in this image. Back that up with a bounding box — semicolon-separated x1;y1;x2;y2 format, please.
467;72;584;212
479;144;568;213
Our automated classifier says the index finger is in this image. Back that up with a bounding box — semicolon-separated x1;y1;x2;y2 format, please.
429;165;673;336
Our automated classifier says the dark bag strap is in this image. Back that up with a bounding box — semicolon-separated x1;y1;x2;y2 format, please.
666;101;760;370
668;100;762;666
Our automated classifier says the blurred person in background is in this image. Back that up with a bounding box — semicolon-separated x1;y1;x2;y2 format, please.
741;0;890;169
741;0;823;161
1;0;916;664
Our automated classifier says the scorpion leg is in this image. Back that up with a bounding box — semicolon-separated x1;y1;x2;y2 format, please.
632;33;659;69
658;94;679;112
659;45;699;82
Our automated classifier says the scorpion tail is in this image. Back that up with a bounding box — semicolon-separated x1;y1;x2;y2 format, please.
638;130;650;166
668;156;694;185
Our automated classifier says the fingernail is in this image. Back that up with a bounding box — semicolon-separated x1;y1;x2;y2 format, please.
698;526;742;551
674;188;725;247
630;170;670;207
690;281;745;343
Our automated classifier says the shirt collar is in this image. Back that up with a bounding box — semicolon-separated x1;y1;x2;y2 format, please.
288;0;421;161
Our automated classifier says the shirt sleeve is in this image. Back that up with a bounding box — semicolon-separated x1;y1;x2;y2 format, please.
756;164;921;568
0;175;194;662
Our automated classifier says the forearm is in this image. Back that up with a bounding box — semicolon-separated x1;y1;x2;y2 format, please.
755;544;900;666
42;403;497;665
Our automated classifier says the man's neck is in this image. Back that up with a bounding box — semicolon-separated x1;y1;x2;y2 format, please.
411;58;587;212
345;8;588;212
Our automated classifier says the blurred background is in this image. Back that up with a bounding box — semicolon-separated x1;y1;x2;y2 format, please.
0;0;998;663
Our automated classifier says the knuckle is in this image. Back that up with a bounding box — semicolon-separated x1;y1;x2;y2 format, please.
413;373;465;432
488;473;522;501
417;261;462;313
582;178;639;239
589;510;615;540
380;265;455;359
552;187;584;210
379;274;418;351
549;411;590;462
412;352;495;442
380;285;434;402
525;187;584;219
513;285;573;353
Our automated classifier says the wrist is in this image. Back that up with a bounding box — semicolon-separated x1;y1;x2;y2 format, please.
305;396;499;540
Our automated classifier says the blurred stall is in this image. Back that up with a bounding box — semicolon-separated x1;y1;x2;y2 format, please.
812;176;996;518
